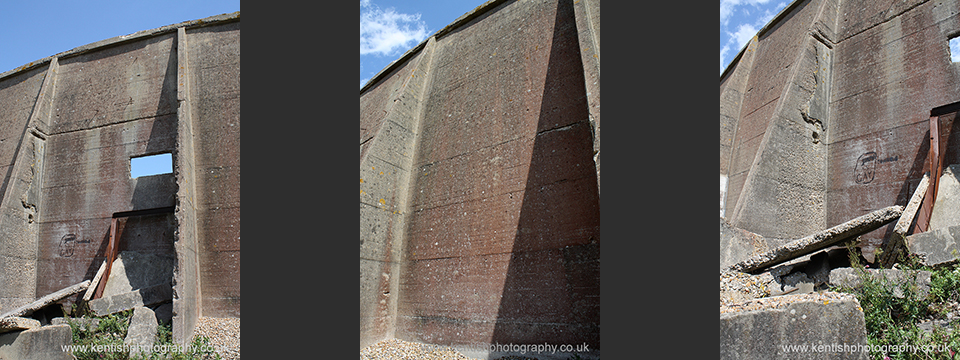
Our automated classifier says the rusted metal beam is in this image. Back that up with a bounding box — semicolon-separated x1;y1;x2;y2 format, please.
913;114;947;234
92;217;119;300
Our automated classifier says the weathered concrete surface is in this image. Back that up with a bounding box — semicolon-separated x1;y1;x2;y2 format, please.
907;225;960;267
929;164;960;230
721;0;960;262
0;280;89;319
87;283;173;317
100;251;174;299
829;267;931;298
728;206;902;273
723;0;837;240
361;0;599;351
124;306;158;357
0;317;40;334
720;217;791;269
720;292;869;359
880;173;928;267
0;324;74;360
0;13;240;345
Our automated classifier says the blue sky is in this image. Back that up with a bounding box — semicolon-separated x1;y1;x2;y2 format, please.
720;0;788;75
0;0;240;75
360;0;487;89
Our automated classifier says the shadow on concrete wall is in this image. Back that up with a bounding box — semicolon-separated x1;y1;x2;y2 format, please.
491;0;600;350
881;108;960;249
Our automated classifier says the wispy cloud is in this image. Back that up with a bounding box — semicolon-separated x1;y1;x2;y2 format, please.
720;0;771;27
951;37;960;62
360;0;429;57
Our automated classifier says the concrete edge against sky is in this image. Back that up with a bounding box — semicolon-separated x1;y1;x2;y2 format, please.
0;11;240;82
719;0;805;82
359;0;511;95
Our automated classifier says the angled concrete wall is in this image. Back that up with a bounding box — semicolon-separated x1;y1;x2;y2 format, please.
360;0;600;353
0;12;240;345
721;0;960;258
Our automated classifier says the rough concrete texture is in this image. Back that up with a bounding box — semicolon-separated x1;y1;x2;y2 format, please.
0;317;40;334
125;306;158;357
0;12;239;344
929;164;960;230
720;217;792;269
721;0;960;259
829;267;931;298
728;206;902;273
101;251;173;299
360;0;599;352
907;224;960;266
88;283;172;317
0;324;74;360
720;292;869;359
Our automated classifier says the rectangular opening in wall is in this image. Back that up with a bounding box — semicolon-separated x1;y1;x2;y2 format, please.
950;35;960;63
130;153;172;178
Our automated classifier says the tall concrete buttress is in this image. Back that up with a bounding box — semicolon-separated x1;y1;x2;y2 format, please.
360;0;601;353
0;12;240;345
721;0;960;257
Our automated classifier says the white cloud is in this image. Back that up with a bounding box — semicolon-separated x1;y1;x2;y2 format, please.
951;37;960;63
720;45;730;74
361;78;370;88
360;0;429;56
720;0;771;26
729;23;758;51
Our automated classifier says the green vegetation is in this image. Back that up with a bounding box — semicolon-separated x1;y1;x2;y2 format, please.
831;244;960;359
64;308;221;360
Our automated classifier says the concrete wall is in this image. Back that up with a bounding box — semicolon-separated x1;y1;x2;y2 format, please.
0;12;240;345
360;0;600;352
721;0;960;257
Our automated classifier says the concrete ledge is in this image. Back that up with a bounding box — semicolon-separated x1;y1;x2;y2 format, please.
720;292;868;359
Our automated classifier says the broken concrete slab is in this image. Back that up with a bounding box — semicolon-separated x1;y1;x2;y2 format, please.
728;206;902;273
828;267;931;298
87;283;173;317
720;291;868;359
929;165;960;231
0;280;90;319
720;218;791;269
82;260;107;302
125;306;158;357
0;324;74;360
907;224;960;267
880;173;929;267
101;251;174;299
0;317;39;334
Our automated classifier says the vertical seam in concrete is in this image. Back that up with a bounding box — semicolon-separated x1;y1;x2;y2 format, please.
724;37;756;220
389;35;439;340
0;57;57;307
173;26;202;345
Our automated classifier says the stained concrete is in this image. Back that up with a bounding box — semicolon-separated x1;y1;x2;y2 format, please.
0;324;74;360
721;0;960;258
360;0;599;353
0;12;239;346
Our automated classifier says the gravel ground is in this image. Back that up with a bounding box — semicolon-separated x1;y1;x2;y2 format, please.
720;270;774;306
195;316;240;359
361;339;480;360
720;291;859;315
